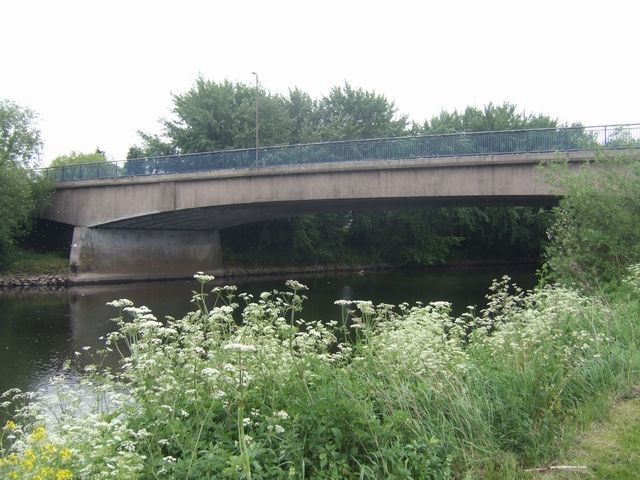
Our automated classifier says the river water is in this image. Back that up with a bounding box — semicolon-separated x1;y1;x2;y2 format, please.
0;265;537;396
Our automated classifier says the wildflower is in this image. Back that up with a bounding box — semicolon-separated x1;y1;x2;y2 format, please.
56;471;73;480
60;448;73;461
274;410;289;420
30;426;46;442
354;300;375;315
106;299;134;308
223;343;257;353
275;424;285;433
4;419;17;430
194;272;215;283
285;280;308;291
201;368;219;378
334;299;352;306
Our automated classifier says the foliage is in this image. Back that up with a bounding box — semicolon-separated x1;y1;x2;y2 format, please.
3;269;640;478
49;150;107;168
1;248;68;275
221;207;550;267
543;150;640;289
0;100;42;169
0;100;50;271
422;102;557;134
300;83;408;142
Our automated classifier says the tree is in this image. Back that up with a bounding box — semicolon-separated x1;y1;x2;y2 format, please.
301;83;408;142
0;100;48;269
129;77;294;157
50;149;108;167
0;100;42;168
423;102;557;133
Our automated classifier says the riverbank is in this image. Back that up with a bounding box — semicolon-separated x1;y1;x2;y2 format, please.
1;248;538;290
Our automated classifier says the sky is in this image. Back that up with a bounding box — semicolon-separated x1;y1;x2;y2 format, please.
2;0;639;164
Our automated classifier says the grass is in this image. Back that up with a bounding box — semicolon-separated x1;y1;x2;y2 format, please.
1;248;68;276
526;392;640;479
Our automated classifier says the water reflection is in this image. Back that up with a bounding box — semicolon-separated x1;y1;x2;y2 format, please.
0;265;537;395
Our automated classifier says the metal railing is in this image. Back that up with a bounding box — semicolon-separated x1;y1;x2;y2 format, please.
40;124;640;183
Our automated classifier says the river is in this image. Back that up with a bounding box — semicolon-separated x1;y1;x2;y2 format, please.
0;265;537;396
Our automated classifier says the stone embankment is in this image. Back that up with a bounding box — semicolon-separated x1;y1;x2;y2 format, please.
0;273;69;290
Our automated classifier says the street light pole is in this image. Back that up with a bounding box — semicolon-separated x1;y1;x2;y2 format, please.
251;72;259;165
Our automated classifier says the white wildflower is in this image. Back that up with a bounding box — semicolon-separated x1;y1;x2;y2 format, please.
285;280;308;291
106;299;134;308
334;299;352;306
223;343;257;353
194;272;215;282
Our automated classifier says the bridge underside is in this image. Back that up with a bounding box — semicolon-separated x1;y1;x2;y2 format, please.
97;195;557;231
68;195;557;283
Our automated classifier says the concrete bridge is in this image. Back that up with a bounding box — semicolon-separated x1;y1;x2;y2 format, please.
41;124;639;282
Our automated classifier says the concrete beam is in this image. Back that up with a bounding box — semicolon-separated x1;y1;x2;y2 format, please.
69;226;222;283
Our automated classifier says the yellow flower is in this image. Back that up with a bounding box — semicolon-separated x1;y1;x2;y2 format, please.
56;469;73;480
39;466;55;477
3;420;17;431
21;457;34;470
60;448;73;461
30;426;46;442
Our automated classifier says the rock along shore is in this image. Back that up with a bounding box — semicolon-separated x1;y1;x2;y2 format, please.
0;273;69;290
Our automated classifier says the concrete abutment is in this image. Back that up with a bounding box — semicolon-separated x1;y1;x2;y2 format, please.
69;226;223;283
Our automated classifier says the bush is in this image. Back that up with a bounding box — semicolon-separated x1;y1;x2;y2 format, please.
543;150;640;290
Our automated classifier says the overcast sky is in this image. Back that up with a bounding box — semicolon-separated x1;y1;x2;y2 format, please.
2;0;638;164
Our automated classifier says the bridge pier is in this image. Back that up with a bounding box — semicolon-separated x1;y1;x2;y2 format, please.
69;226;222;283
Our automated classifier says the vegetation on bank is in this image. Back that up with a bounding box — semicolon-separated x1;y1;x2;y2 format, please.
528;396;640;479
0;249;68;276
1;267;639;479
0;100;52;272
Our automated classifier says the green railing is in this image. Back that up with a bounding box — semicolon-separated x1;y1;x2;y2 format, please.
41;124;640;182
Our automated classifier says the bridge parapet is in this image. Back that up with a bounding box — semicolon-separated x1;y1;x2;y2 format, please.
40;124;640;183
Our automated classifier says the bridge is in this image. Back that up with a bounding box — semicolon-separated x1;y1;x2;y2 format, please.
41;124;639;282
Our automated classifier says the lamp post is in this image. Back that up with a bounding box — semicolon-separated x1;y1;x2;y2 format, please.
251;72;259;165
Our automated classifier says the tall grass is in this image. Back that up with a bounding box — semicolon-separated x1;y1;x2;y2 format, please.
2;268;640;479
